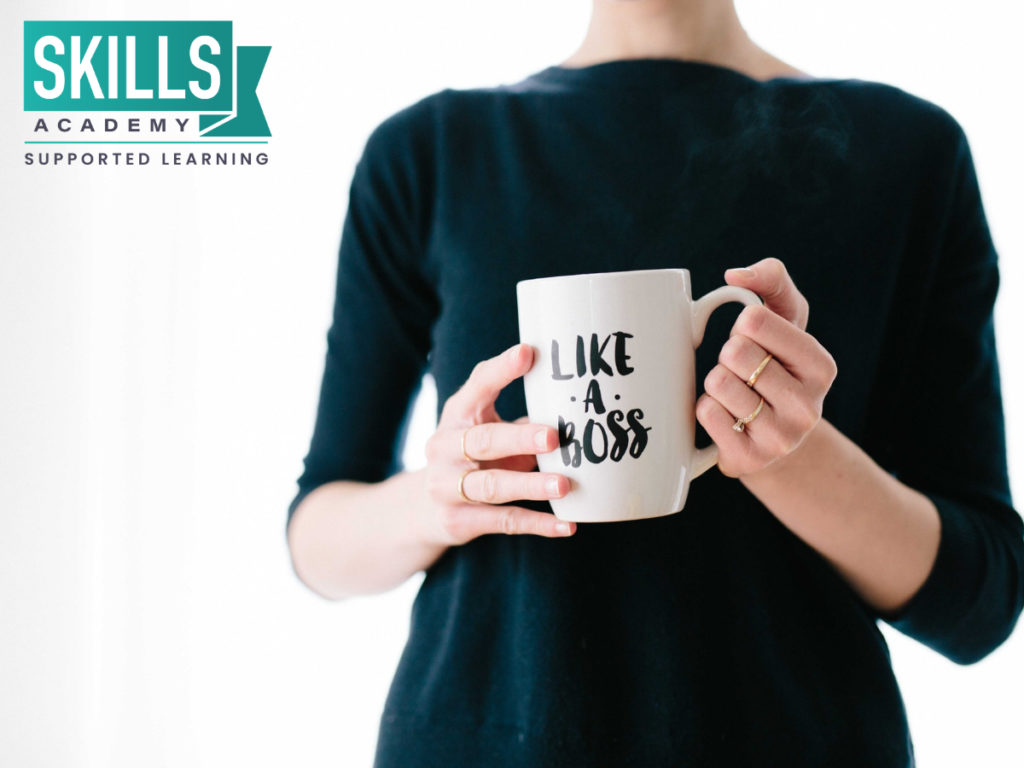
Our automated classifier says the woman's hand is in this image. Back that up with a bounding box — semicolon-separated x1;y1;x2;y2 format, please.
696;257;838;478
418;343;576;546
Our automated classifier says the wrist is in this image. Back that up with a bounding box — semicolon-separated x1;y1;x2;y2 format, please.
739;416;827;485
403;468;452;555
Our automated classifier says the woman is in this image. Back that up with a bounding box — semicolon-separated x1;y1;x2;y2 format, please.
287;0;1024;764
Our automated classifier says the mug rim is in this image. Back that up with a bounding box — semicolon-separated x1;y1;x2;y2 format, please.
517;267;689;289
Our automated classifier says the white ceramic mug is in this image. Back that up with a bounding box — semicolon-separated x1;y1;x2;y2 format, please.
517;268;761;523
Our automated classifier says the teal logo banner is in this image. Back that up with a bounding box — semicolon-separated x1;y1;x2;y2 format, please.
23;20;270;137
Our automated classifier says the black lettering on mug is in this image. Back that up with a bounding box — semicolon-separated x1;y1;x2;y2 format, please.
627;408;651;458
548;331;649;467
556;410;651;466
589;334;613;376
582;419;609;463
613;331;634;375
549;332;636;380
582;378;606;415
558;415;582;468
607;410;628;461
550;340;573;380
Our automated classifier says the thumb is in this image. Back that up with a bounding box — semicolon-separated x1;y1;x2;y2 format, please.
724;257;809;330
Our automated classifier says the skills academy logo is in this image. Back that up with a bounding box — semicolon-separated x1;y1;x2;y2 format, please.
23;20;271;168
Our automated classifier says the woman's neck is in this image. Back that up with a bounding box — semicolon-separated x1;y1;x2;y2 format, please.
562;0;806;81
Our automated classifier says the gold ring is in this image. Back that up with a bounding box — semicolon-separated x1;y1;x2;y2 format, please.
457;468;477;504
732;397;765;433
461;427;474;462
746;353;773;388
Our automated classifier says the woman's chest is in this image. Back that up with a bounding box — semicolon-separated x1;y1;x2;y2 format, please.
423;141;905;436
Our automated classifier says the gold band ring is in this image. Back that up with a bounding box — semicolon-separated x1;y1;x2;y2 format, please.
732;397;765;433
746;353;774;388
461;427;474;462
457;468;478;504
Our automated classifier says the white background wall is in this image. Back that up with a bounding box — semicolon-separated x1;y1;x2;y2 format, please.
1;1;1020;766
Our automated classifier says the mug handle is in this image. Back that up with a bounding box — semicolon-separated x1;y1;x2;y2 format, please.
689;286;763;479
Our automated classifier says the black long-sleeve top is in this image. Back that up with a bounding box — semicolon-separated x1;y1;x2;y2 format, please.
287;58;1024;767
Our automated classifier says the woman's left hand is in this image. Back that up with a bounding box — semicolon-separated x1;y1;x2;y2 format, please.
696;257;838;478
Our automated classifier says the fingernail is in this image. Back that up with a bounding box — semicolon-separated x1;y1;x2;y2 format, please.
546;476;562;496
509;344;521;362
535;428;551;450
555;521;572;535
726;267;756;278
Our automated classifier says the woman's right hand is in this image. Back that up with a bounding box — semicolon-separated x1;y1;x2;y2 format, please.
418;342;576;546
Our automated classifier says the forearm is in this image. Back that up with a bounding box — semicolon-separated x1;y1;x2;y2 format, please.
740;417;942;615
287;468;447;600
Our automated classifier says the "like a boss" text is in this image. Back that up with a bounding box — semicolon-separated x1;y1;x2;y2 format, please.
549;332;651;467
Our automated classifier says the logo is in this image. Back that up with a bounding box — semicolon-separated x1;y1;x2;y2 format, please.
23;20;271;167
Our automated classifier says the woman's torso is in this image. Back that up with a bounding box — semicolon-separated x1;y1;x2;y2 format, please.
373;59;956;767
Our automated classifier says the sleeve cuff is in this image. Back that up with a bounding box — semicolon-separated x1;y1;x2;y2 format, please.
883;492;1008;664
285;458;401;538
286;489;313;535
